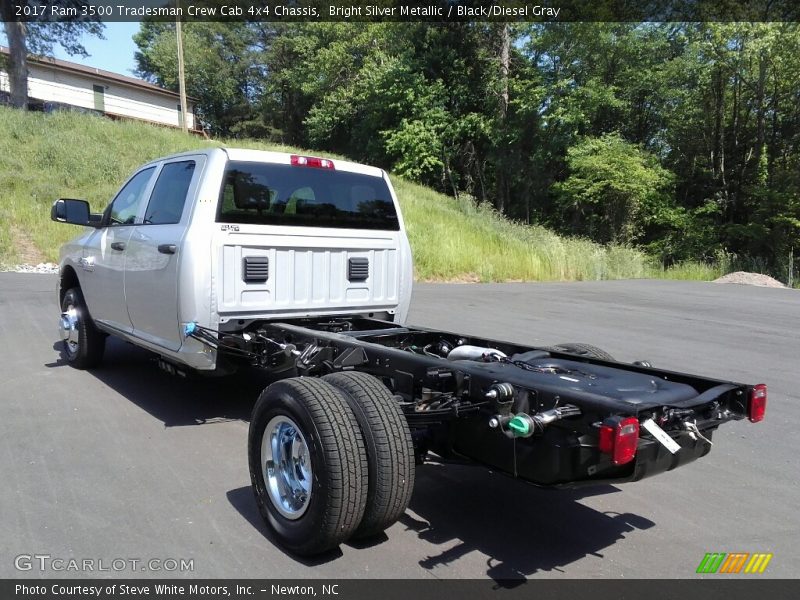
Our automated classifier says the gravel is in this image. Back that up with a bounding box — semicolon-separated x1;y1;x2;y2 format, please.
713;271;787;288
2;262;60;274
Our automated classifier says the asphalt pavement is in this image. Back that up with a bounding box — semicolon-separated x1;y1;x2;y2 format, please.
1;273;797;580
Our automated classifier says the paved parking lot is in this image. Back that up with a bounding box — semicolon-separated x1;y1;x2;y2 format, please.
1;273;797;579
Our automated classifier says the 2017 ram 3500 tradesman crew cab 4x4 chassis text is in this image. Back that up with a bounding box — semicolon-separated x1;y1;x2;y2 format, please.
51;148;767;555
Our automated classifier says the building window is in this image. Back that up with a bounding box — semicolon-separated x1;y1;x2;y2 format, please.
93;84;105;112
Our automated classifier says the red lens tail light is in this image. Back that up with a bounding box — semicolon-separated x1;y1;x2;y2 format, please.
598;416;640;465
748;384;767;423
290;154;335;169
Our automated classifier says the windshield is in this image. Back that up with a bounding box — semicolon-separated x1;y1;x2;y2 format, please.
216;161;399;231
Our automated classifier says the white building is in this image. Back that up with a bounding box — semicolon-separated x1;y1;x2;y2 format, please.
1;47;201;133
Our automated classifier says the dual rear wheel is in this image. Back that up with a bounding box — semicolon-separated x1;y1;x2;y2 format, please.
248;372;415;556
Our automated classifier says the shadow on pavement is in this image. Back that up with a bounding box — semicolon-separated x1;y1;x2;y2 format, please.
227;460;654;579
402;460;655;583
48;337;266;427
226;486;344;566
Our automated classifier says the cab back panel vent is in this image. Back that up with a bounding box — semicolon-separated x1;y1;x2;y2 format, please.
348;257;369;282
243;256;269;282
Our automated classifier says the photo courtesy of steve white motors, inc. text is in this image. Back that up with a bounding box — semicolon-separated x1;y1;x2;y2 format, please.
14;583;340;597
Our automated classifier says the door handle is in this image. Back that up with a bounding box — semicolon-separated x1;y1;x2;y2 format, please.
110;242;126;251
158;244;177;255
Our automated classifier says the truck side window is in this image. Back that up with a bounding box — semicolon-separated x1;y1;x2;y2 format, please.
144;161;196;225
108;167;156;226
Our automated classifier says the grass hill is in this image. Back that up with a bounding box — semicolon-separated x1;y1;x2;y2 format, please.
0;106;720;282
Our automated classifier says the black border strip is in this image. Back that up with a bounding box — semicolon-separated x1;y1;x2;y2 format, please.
5;0;800;23
3;579;800;600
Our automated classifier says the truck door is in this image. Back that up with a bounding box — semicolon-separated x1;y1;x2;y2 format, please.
125;158;202;351
79;166;157;333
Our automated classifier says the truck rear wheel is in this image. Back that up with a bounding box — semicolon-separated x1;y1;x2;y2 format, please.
544;342;614;361
322;371;415;538
248;378;368;556
60;287;105;369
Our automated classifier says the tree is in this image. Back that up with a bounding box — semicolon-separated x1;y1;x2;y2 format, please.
493;23;510;214
555;133;675;245
133;21;262;136
1;0;104;108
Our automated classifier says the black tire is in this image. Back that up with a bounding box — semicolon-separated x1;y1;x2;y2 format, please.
248;377;368;556
544;342;615;361
322;371;415;538
60;287;105;369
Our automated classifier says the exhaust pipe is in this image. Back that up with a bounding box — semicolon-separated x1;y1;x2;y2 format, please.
447;345;507;362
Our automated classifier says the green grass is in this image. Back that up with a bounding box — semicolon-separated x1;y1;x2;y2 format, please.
396;178;653;281
0;106;717;282
650;261;727;281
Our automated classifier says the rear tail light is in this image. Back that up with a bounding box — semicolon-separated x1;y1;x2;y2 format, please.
748;384;767;423
598;416;640;465
291;154;335;169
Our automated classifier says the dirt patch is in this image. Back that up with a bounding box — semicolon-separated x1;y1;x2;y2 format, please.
9;225;47;265
713;271;786;288
420;272;482;284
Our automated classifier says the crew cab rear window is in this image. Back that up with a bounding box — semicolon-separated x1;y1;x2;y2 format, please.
144;160;196;225
216;161;399;231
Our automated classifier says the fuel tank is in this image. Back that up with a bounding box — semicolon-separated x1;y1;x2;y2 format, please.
452;355;700;412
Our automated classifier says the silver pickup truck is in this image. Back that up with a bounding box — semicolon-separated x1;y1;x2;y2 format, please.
53;148;413;371
52;149;766;556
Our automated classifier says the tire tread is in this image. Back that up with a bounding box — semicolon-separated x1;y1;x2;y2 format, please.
323;371;415;538
249;377;368;555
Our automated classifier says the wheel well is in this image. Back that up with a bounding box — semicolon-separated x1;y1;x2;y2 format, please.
59;266;80;305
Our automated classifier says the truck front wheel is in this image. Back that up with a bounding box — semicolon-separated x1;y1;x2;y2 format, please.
60;287;105;369
248;378;368;556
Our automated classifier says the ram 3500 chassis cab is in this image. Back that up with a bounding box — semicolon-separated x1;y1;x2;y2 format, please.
52;148;767;555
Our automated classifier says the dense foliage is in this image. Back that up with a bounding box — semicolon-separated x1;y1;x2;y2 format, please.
134;22;800;282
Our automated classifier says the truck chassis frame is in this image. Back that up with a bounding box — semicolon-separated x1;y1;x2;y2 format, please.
187;316;753;488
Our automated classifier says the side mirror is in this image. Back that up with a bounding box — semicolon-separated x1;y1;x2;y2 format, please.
51;199;96;226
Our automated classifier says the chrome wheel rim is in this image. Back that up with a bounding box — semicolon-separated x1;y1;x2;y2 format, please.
60;304;80;358
261;415;312;520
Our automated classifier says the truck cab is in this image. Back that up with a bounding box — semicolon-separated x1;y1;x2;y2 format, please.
55;148;413;371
